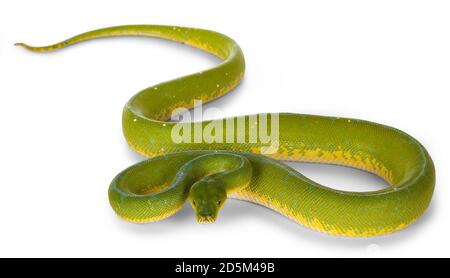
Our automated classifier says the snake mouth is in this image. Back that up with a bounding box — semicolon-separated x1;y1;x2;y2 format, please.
197;215;216;224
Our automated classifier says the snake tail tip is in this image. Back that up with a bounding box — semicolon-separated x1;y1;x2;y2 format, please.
14;42;33;50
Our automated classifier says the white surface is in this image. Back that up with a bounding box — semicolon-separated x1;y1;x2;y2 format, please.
0;0;449;258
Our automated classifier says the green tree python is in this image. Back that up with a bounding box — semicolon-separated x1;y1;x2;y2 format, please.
16;25;435;237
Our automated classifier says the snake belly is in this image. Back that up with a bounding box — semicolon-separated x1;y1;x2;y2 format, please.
17;25;435;237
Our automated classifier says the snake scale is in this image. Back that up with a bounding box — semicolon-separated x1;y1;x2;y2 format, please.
17;25;435;237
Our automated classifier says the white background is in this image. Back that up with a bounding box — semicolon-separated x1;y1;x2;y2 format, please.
0;0;449;258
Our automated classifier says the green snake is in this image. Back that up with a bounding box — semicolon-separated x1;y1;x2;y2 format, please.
17;25;435;237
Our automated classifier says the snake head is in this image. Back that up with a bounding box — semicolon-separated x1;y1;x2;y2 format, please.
189;179;227;224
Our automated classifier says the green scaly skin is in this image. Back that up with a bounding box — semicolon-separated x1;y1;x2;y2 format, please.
17;25;435;236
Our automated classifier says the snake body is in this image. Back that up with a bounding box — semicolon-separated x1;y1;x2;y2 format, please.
17;25;435;236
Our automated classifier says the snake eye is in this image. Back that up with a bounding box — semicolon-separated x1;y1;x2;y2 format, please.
217;201;221;205
192;201;196;206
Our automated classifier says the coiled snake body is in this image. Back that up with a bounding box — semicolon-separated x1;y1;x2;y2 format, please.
17;25;435;236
